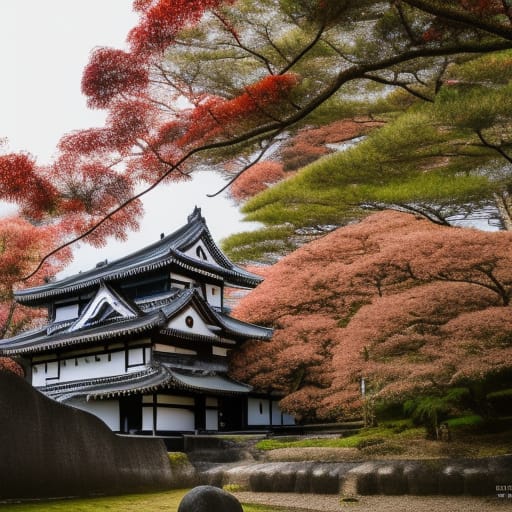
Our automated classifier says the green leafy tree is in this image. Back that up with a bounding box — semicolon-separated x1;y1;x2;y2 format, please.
40;0;512;268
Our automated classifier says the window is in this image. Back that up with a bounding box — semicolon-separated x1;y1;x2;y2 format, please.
196;246;207;260
185;315;194;328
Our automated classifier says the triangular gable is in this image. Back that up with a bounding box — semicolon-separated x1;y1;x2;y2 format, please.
161;289;223;337
183;240;216;265
166;304;221;338
67;283;140;332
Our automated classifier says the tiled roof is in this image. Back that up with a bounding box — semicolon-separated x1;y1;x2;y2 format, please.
0;289;272;356
43;363;252;401
0;311;164;355
15;207;263;306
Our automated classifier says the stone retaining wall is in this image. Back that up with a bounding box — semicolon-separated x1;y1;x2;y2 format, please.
198;457;512;497
0;371;173;500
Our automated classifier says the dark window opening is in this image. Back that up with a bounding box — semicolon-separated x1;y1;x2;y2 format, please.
196;246;207;260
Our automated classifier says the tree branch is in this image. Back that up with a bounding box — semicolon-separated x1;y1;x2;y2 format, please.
403;0;512;41
362;72;434;102
21;39;512;281
475;129;512;164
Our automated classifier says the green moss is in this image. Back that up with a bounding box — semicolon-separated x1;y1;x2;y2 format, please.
0;490;289;512
0;490;190;512
487;388;512;399
255;425;423;451
223;483;249;492
167;452;190;466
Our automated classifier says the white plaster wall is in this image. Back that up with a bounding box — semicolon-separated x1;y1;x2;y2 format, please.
205;409;218;430
248;397;270;426
205;285;222;308
154;343;197;355
142;407;154;431
156;407;195;431
32;364;46;387
32;348;150;387
212;346;228;357
170;273;196;288
54;303;79;322
128;347;144;366
67;398;120;431
272;401;295;426
60;351;125;382
185;241;212;263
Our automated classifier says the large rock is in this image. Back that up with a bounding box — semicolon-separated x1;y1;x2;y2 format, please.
178;485;243;512
0;371;173;499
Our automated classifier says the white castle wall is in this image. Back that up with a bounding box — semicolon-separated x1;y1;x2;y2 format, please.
32;347;151;387
67;397;120;431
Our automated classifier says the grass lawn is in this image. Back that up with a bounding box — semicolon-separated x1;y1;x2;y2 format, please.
0;490;291;512
255;416;512;459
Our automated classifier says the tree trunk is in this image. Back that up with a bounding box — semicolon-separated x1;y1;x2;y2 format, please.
494;191;512;231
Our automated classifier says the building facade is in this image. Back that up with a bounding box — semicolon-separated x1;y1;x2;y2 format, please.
0;208;294;434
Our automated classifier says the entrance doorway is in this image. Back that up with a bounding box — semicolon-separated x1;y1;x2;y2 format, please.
218;396;245;431
119;395;142;433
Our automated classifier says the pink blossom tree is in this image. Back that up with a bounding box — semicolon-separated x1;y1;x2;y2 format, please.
230;211;512;423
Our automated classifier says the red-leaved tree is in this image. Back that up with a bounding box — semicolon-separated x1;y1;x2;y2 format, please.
230;161;285;201
230;211;512;422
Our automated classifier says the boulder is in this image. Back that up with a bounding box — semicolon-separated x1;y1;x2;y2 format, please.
178;485;243;512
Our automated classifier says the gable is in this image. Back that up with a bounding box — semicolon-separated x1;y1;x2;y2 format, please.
68;284;139;332
183;240;216;265
166;305;219;338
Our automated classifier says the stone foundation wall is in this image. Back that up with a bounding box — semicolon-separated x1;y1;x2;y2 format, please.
199;458;512;497
0;371;173;500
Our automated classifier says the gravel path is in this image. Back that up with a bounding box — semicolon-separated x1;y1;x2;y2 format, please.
234;492;512;511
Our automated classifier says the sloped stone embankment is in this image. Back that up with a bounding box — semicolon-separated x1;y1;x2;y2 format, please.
197;457;512;496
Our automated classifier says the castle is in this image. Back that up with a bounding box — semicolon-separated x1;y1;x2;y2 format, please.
0;208;294;434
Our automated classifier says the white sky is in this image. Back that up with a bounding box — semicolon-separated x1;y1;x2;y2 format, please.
0;0;259;277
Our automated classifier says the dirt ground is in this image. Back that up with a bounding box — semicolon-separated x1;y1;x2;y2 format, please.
235;492;512;512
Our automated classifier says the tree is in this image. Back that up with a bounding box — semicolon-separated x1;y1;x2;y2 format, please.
229;211;512;423
229;161;285;201
60;0;512;254
0;0;509;274
0;217;71;338
0;357;24;377
2;2;512;338
226;48;512;262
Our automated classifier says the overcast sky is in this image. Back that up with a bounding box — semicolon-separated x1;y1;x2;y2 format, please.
0;1;259;277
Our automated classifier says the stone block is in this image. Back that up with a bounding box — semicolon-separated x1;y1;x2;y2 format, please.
342;462;379;495
377;464;407;495
403;461;440;495
438;464;465;495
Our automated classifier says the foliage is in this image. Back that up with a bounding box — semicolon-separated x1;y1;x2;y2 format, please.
0;357;24;377
230;211;512;422
445;414;485;428
486;387;512;414
255;425;424;451
167;452;190;466
2;0;512;332
232;56;512;257
222;225;296;262
278;118;384;172
230;161;285;201
0;217;71;337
